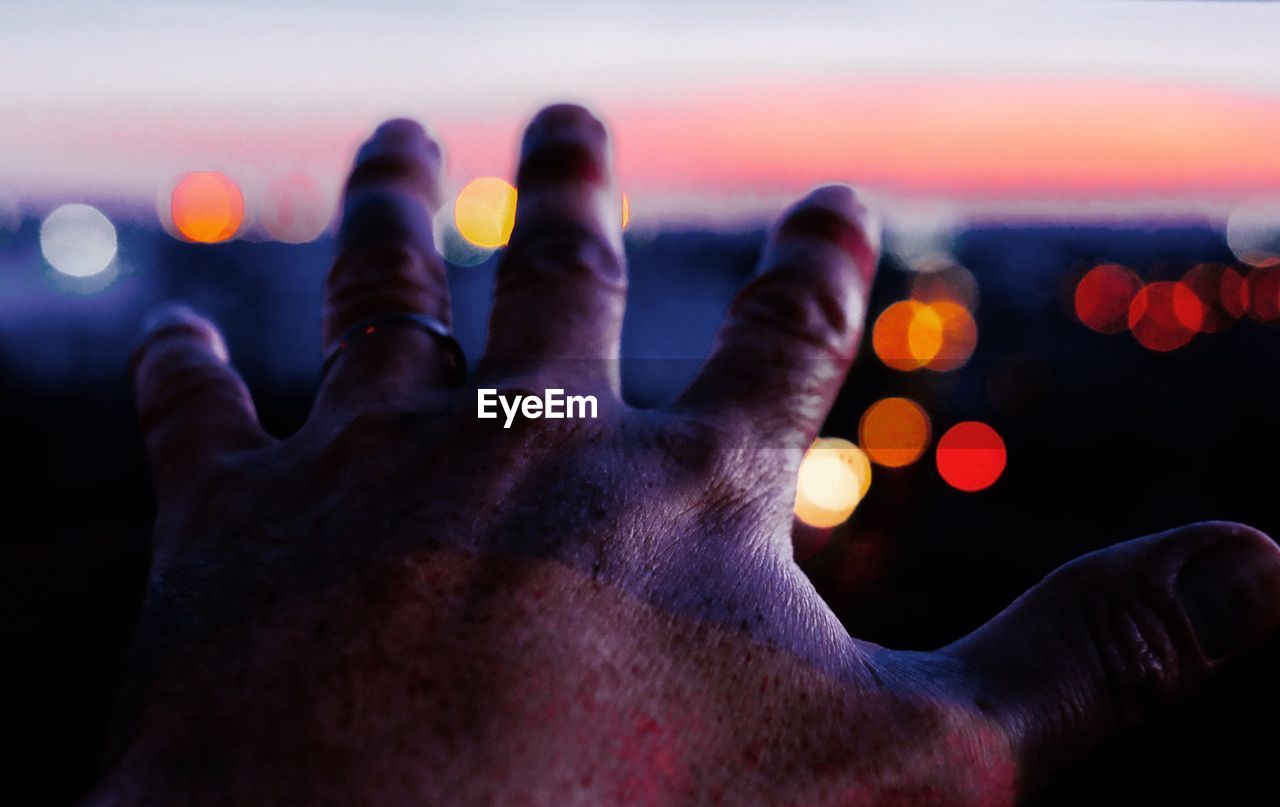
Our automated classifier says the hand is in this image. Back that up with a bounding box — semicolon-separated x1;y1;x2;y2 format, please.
94;105;1280;806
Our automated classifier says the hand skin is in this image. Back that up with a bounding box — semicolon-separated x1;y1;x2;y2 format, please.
90;105;1280;806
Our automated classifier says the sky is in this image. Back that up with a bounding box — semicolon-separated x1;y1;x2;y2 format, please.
3;0;1280;223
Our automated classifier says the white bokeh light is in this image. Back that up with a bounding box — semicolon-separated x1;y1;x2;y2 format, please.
1226;199;1280;265
40;203;117;277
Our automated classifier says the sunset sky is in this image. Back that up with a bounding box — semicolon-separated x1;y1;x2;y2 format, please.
3;0;1280;223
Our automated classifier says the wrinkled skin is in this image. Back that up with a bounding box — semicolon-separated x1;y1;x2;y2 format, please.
90;105;1280;806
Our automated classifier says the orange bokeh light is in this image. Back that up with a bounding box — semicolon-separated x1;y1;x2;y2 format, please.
936;421;1007;492
859;397;931;468
873;299;977;372
873;300;932;372
1074;263;1142;334
917;300;977;371
1128;281;1203;351
621;192;631;230
170;171;245;243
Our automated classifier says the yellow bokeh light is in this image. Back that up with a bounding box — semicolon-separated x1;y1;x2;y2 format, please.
170;171;245;244
454;177;517;248
621;192;631;230
859;397;931;467
794;438;872;529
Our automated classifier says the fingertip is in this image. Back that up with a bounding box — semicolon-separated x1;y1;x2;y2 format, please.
774;184;880;285
372;117;431;145
1175;521;1280;660
347;117;443;212
523;103;609;151
131;303;228;374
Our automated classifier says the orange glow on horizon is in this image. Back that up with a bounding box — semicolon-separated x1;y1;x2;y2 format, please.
613;79;1280;198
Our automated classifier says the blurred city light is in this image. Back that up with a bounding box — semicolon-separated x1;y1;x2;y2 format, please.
873;300;934;371
621;192;631;230
936;422;1007;492
916;300;977;371
873;298;977;372
454;177;517;248
1128;280;1203;351
170;171;245;243
1226;199;1280;266
859;397;931;468
39;203;116;277
794;437;871;528
1074;263;1142;334
883;214;960;271
260;172;332;243
1246;261;1280;322
909;261;980;310
1181;263;1245;333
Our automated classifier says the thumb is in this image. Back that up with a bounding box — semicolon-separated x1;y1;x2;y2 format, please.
944;521;1280;794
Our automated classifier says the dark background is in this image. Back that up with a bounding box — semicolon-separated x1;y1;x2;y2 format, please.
2;216;1278;803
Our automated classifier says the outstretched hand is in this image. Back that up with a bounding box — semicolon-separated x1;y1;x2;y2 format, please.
96;105;1280;805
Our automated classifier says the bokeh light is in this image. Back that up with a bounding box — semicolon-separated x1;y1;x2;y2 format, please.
794;437;872;528
936;421;1007;492
621;192;631;230
859;397;931;468
873;300;933;371
883;214;960;271
1074;263;1142;334
454;177;517;248
1226;199;1280;266
910;261;980;310
39;203;117;277
1128;281;1203;351
1246;261;1280;322
1181;263;1245;333
260;172;331;243
915;300;978;371
170;171;245;243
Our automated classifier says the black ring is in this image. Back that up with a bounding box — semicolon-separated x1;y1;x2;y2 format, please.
322;313;467;381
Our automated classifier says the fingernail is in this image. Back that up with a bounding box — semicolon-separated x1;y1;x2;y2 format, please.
1175;532;1280;659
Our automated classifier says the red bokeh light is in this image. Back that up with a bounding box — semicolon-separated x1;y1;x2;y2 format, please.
936;421;1007;492
1246;264;1280;322
1127;281;1203;351
1181;263;1245;333
1074;264;1142;334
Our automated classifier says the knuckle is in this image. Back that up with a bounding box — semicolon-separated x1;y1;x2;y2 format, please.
325;245;447;338
500;226;625;292
729;264;863;358
138;359;239;432
338;189;434;255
